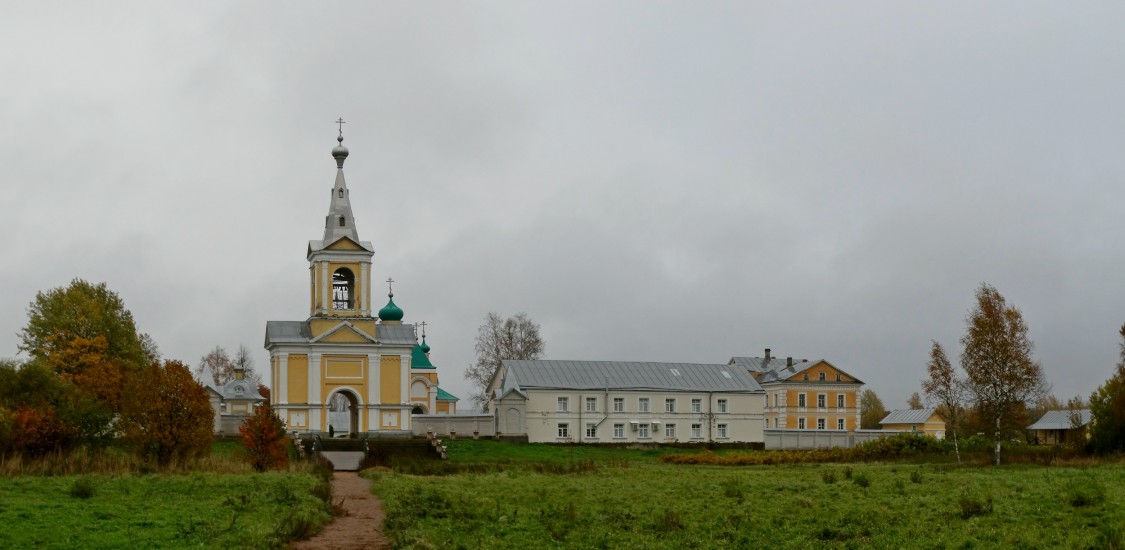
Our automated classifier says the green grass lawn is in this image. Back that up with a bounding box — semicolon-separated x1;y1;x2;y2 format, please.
370;441;1125;549
0;471;330;549
0;440;332;549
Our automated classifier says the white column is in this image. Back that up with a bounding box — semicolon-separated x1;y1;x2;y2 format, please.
360;262;370;316
277;354;289;405
429;385;437;414
308;353;322;405
320;261;330;315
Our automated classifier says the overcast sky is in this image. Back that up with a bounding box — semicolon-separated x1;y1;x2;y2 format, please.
3;2;1124;411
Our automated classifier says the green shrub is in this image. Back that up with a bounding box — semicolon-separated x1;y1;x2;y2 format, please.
958;492;993;519
722;480;746;503
821;469;837;484
1066;477;1105;507
852;472;870;488
910;470;924;484
68;477;95;499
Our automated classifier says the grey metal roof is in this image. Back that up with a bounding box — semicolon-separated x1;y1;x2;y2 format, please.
208;379;265;401
264;320;416;347
729;356;864;385
264;321;312;347
501;360;764;393
1027;409;1092;430
880;408;939;425
377;323;417;345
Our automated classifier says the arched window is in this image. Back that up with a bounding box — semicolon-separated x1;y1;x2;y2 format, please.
338;189;344;198
332;268;355;310
338;216;346;227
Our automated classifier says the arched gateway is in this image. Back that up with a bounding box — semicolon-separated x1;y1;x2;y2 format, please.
264;127;458;436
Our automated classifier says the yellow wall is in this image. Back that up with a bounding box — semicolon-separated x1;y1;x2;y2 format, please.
326;238;363;251
287;355;309;404
787;361;855;383
309;318;377;339
380;355;401;403
322;329;369;343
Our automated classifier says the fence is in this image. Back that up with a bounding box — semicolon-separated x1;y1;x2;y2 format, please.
764;429;904;450
410;414;494;438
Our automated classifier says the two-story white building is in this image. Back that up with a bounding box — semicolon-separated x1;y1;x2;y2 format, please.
488;360;766;443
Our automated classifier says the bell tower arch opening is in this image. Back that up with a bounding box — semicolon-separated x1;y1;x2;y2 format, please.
332;268;355;311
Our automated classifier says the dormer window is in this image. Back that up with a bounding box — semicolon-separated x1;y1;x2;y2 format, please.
338;189;344;198
234;385;244;395
338;216;346;227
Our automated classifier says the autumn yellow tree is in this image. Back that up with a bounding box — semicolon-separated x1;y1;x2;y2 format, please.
119;360;213;466
922;341;966;463
960;284;1047;466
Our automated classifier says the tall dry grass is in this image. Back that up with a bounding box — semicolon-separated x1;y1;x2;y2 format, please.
0;444;262;476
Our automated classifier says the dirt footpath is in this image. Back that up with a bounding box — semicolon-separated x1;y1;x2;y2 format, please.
290;472;390;550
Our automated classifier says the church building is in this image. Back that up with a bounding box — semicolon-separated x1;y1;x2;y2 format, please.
264;125;457;436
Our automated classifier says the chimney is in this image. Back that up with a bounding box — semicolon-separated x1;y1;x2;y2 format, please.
787;357;793;367
764;348;771;361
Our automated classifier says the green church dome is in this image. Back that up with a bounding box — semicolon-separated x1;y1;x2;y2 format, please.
378;295;404;322
411;343;434;369
420;337;431;354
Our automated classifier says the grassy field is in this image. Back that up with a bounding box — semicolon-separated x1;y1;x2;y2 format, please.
370;440;1125;549
0;442;332;549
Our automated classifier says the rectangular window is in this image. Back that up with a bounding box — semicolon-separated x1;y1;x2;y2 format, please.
817;418;825;430
691;398;702;413
836;373;842;381
819;372;826;381
613;423;624;438
717;423;728;438
817;394;826;408
586;423;597;438
638;423;650;438
557;397;569;412
837;418;845;430
665;398;676;413
798;418;806;429
774;418;779;428
798;394;807;408
558;423;569;438
665;423;676;438
717;399;728;413
773;394;778;408
691;424;702;439
613;397;625;412
638;398;650;413
837;394;845;410
585;397;597;412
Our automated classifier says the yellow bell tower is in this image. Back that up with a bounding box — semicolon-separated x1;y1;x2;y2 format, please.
264;122;455;437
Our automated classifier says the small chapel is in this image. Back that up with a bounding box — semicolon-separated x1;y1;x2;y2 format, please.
264;124;457;436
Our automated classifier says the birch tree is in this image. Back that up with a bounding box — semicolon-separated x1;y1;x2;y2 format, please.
922;340;966;463
960;283;1047;466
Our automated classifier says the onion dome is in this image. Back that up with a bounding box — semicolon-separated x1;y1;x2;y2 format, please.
332;134;349;168
420;337;431;354
378;292;404;322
